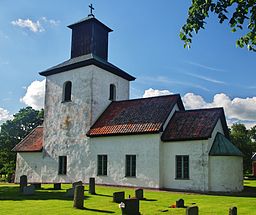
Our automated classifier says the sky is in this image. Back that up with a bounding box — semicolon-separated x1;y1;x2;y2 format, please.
0;0;256;128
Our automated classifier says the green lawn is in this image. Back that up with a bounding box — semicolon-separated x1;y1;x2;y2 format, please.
0;181;256;215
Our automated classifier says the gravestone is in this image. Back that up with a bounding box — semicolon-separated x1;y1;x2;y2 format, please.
72;181;83;188
66;181;83;197
121;198;140;215
23;185;35;195
176;199;185;208
113;191;125;203
54;183;61;190
186;205;198;215
135;189;144;200
229;207;237;215
89;177;95;194
32;183;41;189
73;185;84;209
20;175;27;192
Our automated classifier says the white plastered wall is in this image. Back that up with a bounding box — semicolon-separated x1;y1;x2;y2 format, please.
90;134;161;188
208;156;243;192
15;153;43;183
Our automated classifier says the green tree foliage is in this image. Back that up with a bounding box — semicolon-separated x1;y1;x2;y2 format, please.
0;107;44;178
230;123;256;174
181;0;256;51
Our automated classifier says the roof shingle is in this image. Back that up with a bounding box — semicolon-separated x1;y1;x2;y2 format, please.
87;95;184;137
12;126;43;152
161;108;229;141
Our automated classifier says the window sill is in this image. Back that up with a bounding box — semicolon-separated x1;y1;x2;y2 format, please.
125;176;136;178
61;100;72;103
175;178;190;180
97;174;108;177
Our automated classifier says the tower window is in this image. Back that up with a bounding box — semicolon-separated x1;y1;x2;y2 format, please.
58;156;67;175
109;84;116;101
63;81;72;102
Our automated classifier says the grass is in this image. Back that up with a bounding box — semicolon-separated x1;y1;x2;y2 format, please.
0;181;256;214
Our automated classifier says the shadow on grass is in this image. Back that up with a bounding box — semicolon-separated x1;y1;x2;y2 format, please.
95;193;113;198
142;198;157;202
0;186;91;201
82;207;115;213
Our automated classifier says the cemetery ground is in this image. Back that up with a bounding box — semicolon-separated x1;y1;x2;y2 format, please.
0;180;256;215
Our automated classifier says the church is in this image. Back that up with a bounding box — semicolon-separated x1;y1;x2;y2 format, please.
12;12;244;192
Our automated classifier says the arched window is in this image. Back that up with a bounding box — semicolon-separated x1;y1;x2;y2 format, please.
109;84;116;101
63;81;72;102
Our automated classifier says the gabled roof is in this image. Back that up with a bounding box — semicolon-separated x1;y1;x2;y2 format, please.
209;132;243;156
87;95;184;137
161;108;229;141
12;126;43;152
39;54;135;81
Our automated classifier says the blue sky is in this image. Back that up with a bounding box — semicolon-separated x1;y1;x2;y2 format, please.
0;0;256;127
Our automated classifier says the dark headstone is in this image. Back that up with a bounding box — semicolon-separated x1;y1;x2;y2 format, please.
72;181;83;188
32;183;41;189
54;183;61;190
176;199;185;208
20;175;27;192
23;185;35;195
89;177;95;194
66;188;75;197
186;206;198;215
135;189;144;200
113;191;125;203
229;207;237;215
73;185;84;209
121;198;140;215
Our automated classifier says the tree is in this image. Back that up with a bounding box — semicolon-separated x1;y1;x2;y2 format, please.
0;107;44;179
230;123;256;174
181;0;256;51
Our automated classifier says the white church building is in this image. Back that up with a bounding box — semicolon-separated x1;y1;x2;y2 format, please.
13;14;244;192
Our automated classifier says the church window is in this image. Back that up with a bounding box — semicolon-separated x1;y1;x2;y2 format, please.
63;81;72;102
58;156;67;175
125;155;136;177
97;155;108;176
109;84;116;101
176;155;189;179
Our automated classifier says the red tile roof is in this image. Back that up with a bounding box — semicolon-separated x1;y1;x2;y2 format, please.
12;126;43;152
87;95;184;137
161;108;229;141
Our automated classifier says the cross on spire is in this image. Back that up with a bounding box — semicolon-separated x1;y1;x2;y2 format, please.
88;4;95;17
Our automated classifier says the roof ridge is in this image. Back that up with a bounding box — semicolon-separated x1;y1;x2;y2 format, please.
113;94;181;103
176;107;223;113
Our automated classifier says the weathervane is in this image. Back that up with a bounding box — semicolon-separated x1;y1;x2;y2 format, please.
88;3;95;17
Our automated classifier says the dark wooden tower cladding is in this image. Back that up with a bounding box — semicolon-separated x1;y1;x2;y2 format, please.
68;17;113;60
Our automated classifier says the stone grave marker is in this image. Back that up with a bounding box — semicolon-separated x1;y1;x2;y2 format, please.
121;198;140;215
66;181;83;197
72;181;83;188
186;205;198;215
20;175;27;192
89;177;95;194
113;191;125;203
229;207;237;215
54;183;61;190
135;189;144;200
23;185;35;195
73;185;84;209
176;199;185;208
32;183;41;189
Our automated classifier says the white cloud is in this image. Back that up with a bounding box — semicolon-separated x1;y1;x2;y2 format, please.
142;88;256;128
143;88;172;98
0;108;13;125
11;19;45;32
41;17;60;26
20;80;45;110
